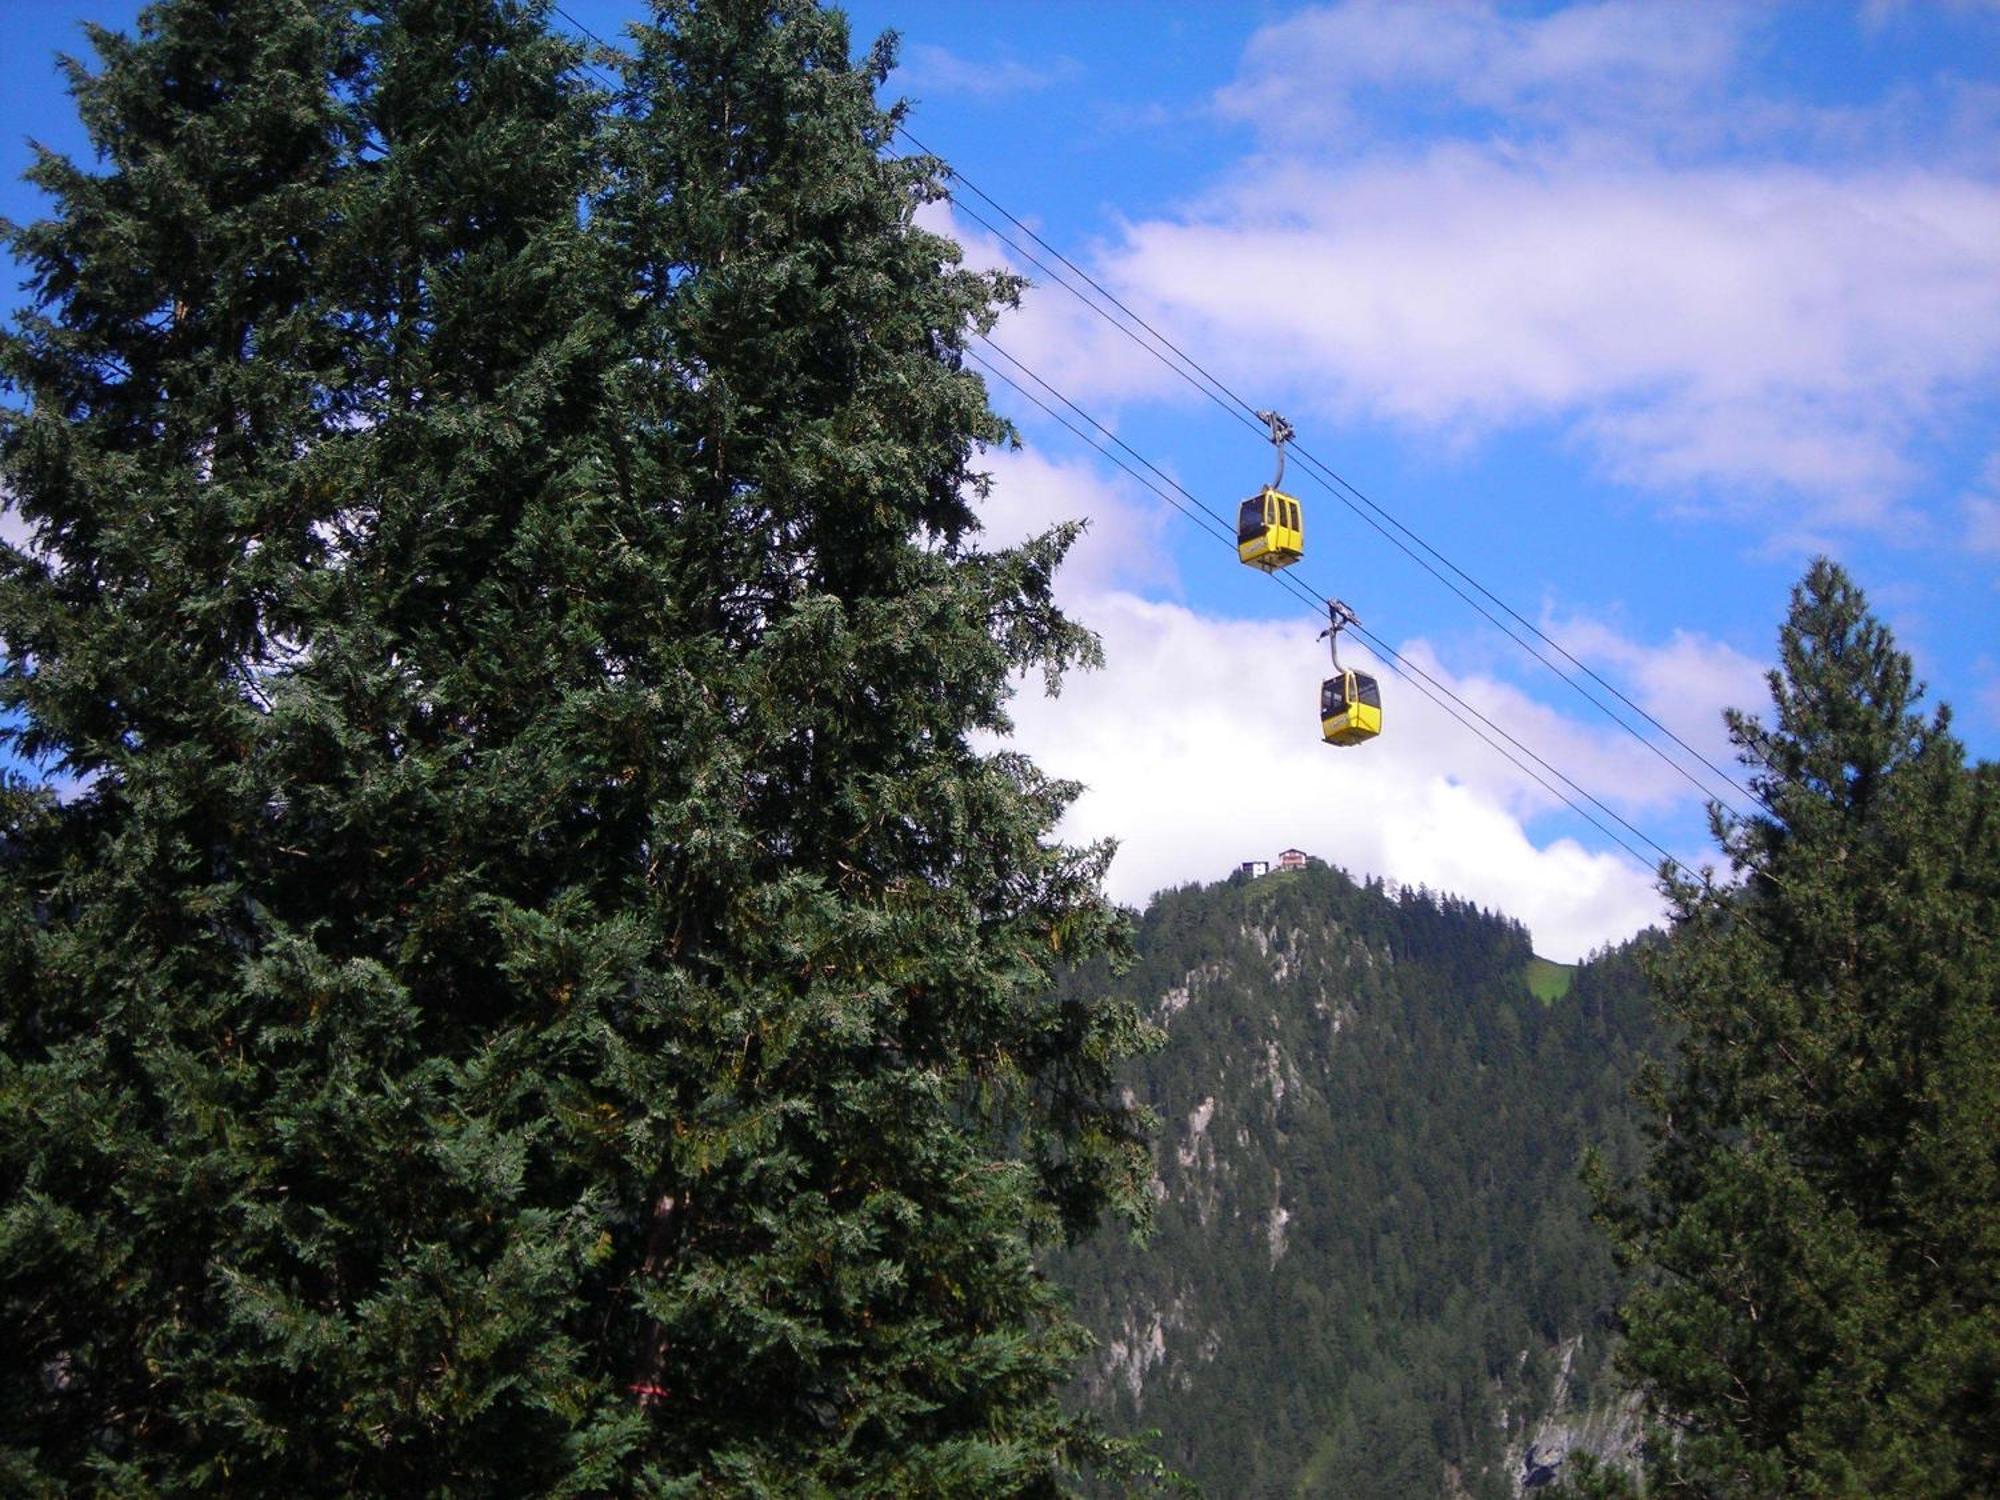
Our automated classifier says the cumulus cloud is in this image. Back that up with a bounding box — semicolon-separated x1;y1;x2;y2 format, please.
973;444;1177;599
895;42;1080;101
1965;454;2000;554
1004;588;1672;963
930;1;2000;540
1094;153;2000;522
1215;0;1746;147
918;4;1993;953
1387;633;1750;820
0;482;36;555
1969;499;2000;554
1977;664;2000;731
975;451;1684;961
917;200;1195;417
1539;608;1772;786
1864;0;2000;28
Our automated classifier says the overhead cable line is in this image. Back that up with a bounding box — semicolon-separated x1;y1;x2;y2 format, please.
548;13;1757;822
548;3;622;92
965;343;1685;879
531;20;1712;878
899;126;1763;819
935;166;1754;820
967;346;1670;876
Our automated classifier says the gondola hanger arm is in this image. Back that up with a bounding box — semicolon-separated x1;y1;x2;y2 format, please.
1257;409;1295;489
1320;598;1359;670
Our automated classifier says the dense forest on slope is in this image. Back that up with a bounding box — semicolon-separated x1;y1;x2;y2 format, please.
1056;862;1664;1498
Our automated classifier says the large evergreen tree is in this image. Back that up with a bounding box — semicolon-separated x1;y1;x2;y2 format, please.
576;0;1156;1489
0;0;1152;1492
1583;560;2000;1498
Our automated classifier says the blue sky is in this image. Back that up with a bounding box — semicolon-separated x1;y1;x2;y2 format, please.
5;1;1999;957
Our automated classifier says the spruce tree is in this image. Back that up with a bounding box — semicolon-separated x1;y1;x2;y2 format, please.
1584;560;2000;1498
0;1;396;1486
573;0;1157;1489
2;0;1153;1492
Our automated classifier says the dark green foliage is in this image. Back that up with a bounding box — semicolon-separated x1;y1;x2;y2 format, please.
0;0;1153;1492
1587;560;2000;1498
1056;863;1664;1498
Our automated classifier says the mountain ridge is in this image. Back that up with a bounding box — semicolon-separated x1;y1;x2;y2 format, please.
1056;860;1661;1497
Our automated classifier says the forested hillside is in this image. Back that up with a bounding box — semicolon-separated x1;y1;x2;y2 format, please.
1057;863;1663;1498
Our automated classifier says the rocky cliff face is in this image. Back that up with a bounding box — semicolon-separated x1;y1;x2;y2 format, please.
1484;1335;1646;1496
1055;862;1659;1498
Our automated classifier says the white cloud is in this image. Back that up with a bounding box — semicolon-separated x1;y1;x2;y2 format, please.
1002;588;1670;963
920;200;1194;417
1375;637;1676;818
896;42;1080;101
1540;609;1771;787
1864;0;2000;28
973;445;1177;599
924;5;1991;952
975;452;1684;961
0;483;37;555
1096;154;2000;521
1977;663;2000;731
1965;454;2000;554
1216;0;1746;146
919;2;2000;542
1969;498;2000;554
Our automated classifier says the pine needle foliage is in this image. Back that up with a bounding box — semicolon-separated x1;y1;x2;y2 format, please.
0;1;1156;1492
1579;560;2000;1499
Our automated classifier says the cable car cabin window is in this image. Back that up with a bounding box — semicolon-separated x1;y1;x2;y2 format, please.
1352;673;1380;709
1238;497;1267;542
1321;675;1350;717
1283;496;1302;532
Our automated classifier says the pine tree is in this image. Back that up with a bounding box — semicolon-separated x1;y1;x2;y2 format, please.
0;2;400;1487
2;0;1154;1492
1585;560;2000;1498
571;0;1158;1489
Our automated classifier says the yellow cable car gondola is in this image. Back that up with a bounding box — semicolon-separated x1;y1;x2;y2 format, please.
1322;669;1382;745
1237;409;1303;572
1319;600;1381;746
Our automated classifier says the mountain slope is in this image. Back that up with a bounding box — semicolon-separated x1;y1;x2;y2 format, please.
1056;862;1660;1497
